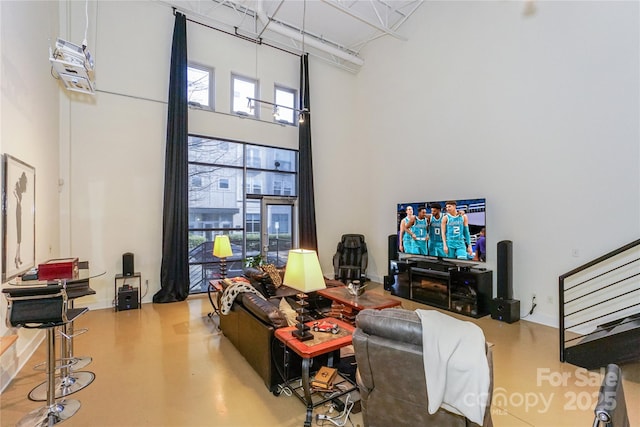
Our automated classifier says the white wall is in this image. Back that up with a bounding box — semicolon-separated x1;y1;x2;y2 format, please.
348;1;640;326
0;0;61;390
63;1;314;309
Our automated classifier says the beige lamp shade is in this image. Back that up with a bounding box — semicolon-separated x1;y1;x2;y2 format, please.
283;249;326;293
213;235;233;258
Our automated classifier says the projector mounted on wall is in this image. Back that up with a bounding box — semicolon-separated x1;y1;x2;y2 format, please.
49;38;95;95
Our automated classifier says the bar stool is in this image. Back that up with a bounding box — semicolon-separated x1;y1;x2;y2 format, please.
28;282;95;401
2;284;88;426
65;260;93;370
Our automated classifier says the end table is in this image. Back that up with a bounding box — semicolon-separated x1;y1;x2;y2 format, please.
274;317;356;427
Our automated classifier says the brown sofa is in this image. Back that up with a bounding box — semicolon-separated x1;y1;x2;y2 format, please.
353;308;494;427
218;271;333;392
219;290;292;392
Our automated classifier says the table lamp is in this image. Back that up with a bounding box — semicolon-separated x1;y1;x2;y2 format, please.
283;249;327;341
213;235;233;279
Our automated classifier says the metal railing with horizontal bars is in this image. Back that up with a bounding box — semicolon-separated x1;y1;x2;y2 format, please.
559;239;640;369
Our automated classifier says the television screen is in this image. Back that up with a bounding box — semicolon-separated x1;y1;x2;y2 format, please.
397;198;486;262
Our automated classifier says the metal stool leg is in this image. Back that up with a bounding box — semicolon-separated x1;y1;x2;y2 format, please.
64;298;93;370
29;315;95;401
17;328;81;426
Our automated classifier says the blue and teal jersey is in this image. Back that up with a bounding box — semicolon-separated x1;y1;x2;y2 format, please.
413;217;427;239
428;215;443;243
445;213;465;245
402;217;416;252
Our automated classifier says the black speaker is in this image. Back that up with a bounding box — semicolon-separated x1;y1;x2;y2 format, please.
497;240;513;300
383;275;394;291
117;287;139;311
491;298;520;323
388;234;398;268
122;252;134;277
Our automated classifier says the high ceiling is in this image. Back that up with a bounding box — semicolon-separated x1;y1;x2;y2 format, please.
164;0;424;72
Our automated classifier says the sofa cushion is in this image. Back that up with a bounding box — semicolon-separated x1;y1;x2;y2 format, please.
242;293;288;328
220;281;265;315
261;263;283;288
244;267;276;297
244;267;267;281
279;297;298;327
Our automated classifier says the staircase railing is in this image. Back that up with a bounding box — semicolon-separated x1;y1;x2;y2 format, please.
559;239;640;364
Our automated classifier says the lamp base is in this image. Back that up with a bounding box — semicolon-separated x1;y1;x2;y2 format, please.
291;293;314;341
292;327;314;341
219;258;228;279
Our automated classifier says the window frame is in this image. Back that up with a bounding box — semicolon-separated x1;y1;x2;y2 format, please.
231;73;259;118
218;178;230;190
187;63;214;111
274;84;298;126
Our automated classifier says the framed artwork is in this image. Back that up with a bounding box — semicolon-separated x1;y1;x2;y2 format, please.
2;154;36;282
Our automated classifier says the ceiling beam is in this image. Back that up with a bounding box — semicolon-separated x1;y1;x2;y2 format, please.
254;0;364;67
319;0;407;41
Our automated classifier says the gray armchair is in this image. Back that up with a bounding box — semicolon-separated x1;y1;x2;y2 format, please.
593;364;630;427
353;308;493;427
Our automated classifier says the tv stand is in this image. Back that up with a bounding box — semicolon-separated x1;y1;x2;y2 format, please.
388;257;493;318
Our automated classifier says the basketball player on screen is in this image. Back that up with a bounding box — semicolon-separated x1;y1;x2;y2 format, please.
426;203;446;257
441;200;473;259
399;205;418;254
409;207;428;255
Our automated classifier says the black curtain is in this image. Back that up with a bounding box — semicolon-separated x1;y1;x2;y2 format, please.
298;54;318;252
153;11;189;303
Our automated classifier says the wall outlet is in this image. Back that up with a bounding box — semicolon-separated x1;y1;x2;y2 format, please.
547;296;553;305
571;248;580;257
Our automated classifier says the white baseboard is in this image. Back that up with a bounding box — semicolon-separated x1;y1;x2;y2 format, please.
520;312;558;329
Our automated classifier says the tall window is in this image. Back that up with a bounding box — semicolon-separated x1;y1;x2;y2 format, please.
188;136;297;294
274;85;297;125
187;64;214;110
232;74;258;117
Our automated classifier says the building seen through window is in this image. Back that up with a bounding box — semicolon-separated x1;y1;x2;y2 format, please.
187;136;297;294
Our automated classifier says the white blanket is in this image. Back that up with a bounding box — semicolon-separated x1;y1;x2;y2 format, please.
220;282;265;315
416;309;490;425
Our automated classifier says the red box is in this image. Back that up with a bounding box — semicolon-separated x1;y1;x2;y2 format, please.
38;258;79;281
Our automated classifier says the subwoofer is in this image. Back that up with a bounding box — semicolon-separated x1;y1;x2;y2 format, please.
117;287;139;311
491;298;520;323
496;240;513;299
122;252;134;277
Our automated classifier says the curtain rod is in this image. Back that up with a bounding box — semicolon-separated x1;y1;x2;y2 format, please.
171;7;300;59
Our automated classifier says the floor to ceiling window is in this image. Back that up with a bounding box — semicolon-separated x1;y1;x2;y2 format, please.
187;135;298;294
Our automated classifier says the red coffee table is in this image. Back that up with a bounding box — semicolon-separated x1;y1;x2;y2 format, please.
317;286;402;324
